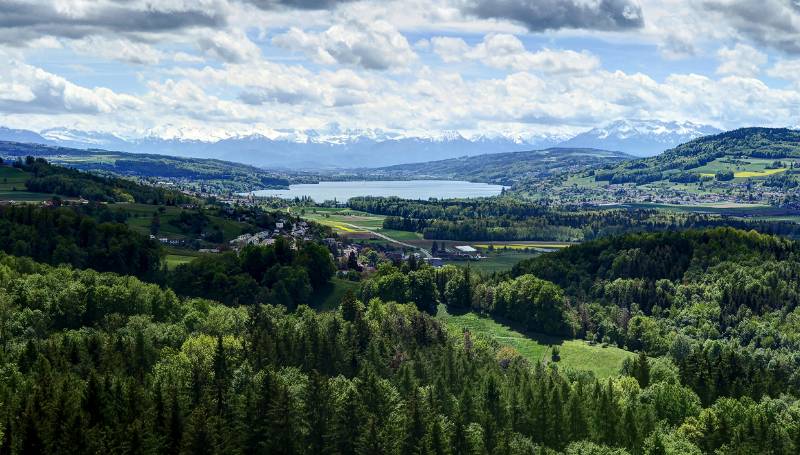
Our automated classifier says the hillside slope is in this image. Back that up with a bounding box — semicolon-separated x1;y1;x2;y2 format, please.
0;141;291;193
596;128;800;184
360;147;633;185
524;128;800;207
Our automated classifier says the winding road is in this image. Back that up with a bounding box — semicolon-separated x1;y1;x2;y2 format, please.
343;222;432;258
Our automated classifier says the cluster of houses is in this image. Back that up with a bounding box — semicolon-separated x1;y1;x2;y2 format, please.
228;219;312;251
150;235;183;246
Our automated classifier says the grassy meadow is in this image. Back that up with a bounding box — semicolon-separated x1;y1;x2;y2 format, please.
117;203;249;242
310;277;360;312
0;167;53;202
438;306;634;379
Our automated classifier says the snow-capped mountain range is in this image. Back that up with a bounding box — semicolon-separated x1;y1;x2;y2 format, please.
558;120;722;157
0;120;723;169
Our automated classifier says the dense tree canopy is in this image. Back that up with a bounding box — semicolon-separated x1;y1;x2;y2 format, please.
1;247;800;454
350;196;800;242
17;156;191;204
0;203;162;278
168;239;335;307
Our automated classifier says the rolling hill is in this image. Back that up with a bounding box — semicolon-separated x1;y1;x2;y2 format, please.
0;141;292;193
358;147;635;185
529;127;800;208
594;127;800;184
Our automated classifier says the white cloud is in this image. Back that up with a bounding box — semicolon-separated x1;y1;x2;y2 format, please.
767;58;800;84
272;20;417;70
71;37;165;65
716;43;768;77
0;58;143;114
432;33;599;73
701;0;800;55
3;0;800;141
172;52;206;64
430;36;471;63
198;30;262;63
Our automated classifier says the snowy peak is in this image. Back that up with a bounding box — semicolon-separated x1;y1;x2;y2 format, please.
0;120;723;167
559;120;722;156
41;128;129;149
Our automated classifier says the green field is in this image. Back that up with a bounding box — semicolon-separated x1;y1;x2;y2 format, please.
295;207;385;227
0;167;54;202
378;229;423;240
692;157;795;179
438;306;634;378
292;207;425;244
164;254;195;270
162;247;207;270
309;277;360;311
117;203;249;242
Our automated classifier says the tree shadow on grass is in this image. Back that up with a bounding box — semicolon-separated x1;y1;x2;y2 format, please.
441;304;567;346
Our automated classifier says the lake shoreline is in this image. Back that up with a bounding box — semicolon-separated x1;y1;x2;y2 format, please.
245;180;507;202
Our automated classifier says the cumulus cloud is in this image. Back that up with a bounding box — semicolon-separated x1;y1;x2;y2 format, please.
71;37;165;65
272;21;417;70
430;37;471;63
0;59;142;114
658;33;697;59
702;0;800;54
716;43;767;77
0;0;228;46
241;0;357;10
432;34;599;73
767;58;800;83
458;0;644;32
198;30;262;63
167;61;372;111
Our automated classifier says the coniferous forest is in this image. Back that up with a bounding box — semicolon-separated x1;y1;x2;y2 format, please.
8;3;800;453
3;187;800;454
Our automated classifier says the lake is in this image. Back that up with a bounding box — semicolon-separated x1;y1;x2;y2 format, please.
248;180;505;202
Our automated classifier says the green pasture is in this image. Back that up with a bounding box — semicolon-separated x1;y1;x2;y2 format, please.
438;306;634;379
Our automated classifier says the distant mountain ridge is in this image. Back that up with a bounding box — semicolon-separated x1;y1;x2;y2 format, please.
358;147;635;185
0;120;723;168
558;120;722;157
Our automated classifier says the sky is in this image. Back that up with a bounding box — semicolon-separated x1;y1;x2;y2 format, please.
1;0;799;141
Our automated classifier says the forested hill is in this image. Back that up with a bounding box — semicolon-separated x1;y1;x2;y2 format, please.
0;141;291;193
594;127;800;184
6;228;800;453
12;156;191;204
359;147;633;185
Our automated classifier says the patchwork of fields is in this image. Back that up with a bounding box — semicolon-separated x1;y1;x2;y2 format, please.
292;207;558;272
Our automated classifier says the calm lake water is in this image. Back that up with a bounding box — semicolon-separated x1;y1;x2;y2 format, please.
249;180;505;202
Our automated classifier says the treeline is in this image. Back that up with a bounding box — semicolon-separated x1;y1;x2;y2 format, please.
511;228;800;402
0;200;340;306
2;250;799;453
359;197;800;241
17;156;191;204
593;128;800;185
168;239;335;307
0;203;161;278
359;261;574;338
358;228;800;406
